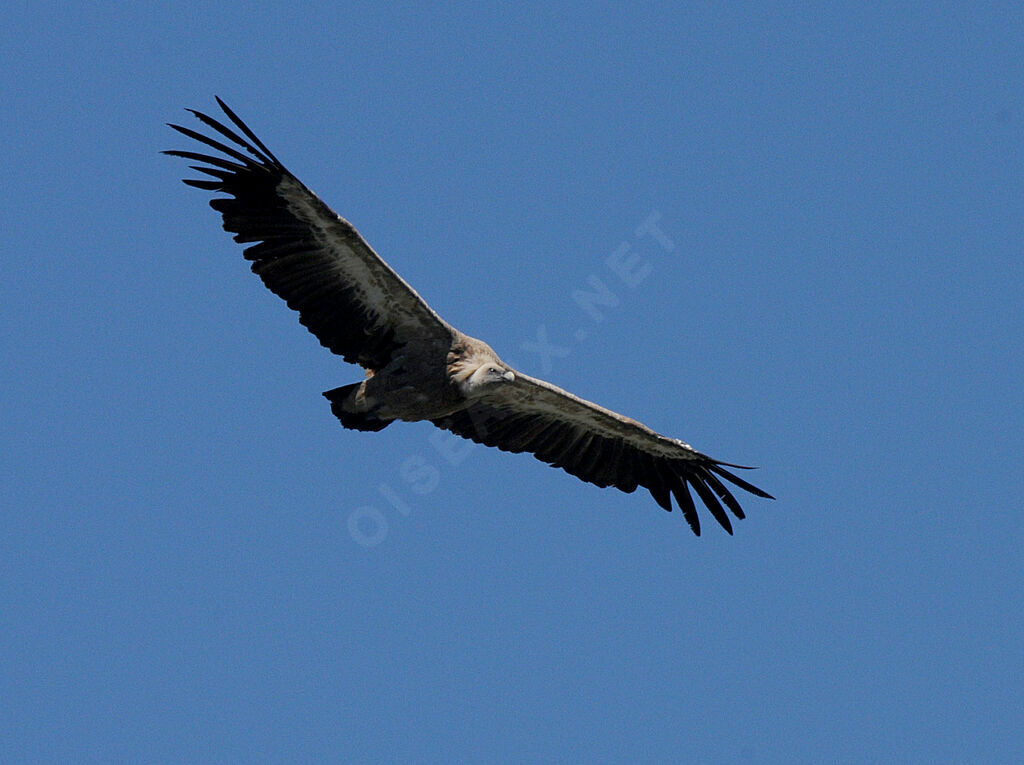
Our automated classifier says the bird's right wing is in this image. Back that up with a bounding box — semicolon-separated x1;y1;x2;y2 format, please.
165;98;453;370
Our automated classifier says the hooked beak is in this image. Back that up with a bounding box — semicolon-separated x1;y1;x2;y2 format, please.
502;370;516;383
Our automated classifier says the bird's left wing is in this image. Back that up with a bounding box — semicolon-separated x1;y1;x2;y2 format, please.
165;98;453;371
432;372;773;535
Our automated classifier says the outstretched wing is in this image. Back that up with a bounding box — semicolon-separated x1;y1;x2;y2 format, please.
165;97;452;370
432;373;773;535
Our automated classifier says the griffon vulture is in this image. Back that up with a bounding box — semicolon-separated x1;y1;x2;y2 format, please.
166;98;773;536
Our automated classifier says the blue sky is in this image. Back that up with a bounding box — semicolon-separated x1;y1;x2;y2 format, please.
3;2;1022;762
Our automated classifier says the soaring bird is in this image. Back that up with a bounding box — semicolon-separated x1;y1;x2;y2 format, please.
166;98;773;535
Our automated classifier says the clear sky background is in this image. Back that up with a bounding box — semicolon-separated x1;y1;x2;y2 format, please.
3;2;1022;762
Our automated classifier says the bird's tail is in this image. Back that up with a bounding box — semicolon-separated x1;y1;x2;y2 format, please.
322;384;392;432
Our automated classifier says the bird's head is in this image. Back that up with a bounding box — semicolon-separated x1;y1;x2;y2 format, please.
463;362;515;392
448;339;516;396
450;358;516;396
